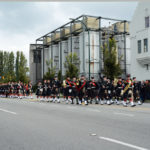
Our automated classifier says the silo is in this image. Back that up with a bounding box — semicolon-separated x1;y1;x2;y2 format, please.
61;40;69;76
61;27;70;38
43;37;51;45
51;44;59;73
52;31;61;42
84;16;99;30
71;22;82;33
79;31;100;79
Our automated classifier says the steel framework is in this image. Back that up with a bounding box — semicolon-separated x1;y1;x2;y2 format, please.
33;14;129;80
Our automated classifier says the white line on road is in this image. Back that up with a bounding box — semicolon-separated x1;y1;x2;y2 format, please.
114;112;134;117
99;136;148;150
0;108;17;115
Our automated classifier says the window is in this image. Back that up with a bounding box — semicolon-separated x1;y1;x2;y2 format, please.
137;40;141;53
146;64;149;70
144;38;148;52
33;50;41;63
145;16;149;28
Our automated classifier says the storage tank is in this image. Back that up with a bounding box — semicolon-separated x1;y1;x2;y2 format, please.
52;44;59;72
111;22;129;33
52;31;61;41
71;22;82;32
43;37;51;45
84;16;99;30
61;41;69;76
61;27;70;38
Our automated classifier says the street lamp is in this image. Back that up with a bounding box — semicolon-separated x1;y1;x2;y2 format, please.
69;18;91;80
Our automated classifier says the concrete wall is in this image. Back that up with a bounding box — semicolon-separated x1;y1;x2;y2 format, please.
29;44;42;85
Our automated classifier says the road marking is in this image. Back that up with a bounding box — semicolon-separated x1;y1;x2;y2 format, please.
99;136;148;150
0;108;17;115
114;112;134;117
90;133;97;136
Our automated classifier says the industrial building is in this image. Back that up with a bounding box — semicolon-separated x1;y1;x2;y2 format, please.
130;2;150;81
30;15;130;84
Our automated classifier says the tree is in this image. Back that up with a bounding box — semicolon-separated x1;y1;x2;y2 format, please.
18;51;29;83
0;51;3;76
58;70;62;81
102;38;122;80
43;59;56;80
15;51;20;81
8;51;15;81
0;50;29;83
3;51;9;82
64;52;80;79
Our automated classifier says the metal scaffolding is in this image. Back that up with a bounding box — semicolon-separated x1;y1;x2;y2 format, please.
33;14;129;80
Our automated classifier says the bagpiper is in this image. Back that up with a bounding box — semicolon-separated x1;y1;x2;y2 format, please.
86;77;98;104
123;74;136;107
71;77;79;104
115;77;124;105
132;77;142;105
78;75;87;105
42;80;48;101
46;79;52;102
27;81;33;99
63;76;72;104
52;76;61;103
36;81;43;100
100;76;108;104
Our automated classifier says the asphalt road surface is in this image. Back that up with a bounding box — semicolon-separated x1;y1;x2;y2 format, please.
0;98;150;150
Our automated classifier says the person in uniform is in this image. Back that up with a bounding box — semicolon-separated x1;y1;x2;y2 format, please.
64;76;73;104
46;80;52;102
23;82;27;98
36;81;43;100
86;77;98;104
115;77;124;105
123;74;136;107
42;80;48;101
78;75;87;105
13;82;18;98
97;77;104;105
85;79;92;104
132;77;142;105
101;76;108;104
106;78;114;105
71;77;79;104
52;76;61;103
27;81;33;99
9;82;14;98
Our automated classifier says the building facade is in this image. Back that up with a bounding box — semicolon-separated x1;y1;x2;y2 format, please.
130;2;150;81
30;15;130;84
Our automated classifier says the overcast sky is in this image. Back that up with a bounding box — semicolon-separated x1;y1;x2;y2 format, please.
0;2;138;65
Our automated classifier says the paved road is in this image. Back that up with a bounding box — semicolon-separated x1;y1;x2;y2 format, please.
0;98;150;150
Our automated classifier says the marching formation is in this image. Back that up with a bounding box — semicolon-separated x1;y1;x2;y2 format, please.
0;81;33;99
0;74;148;107
36;74;144;107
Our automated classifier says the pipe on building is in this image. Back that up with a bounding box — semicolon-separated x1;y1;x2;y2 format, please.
99;17;102;74
124;20;127;76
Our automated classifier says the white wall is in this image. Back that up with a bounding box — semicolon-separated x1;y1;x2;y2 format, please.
130;2;150;80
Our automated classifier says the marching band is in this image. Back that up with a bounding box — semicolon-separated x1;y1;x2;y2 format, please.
0;74;149;107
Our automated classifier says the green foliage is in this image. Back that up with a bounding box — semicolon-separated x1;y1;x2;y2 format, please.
58;70;62;81
102;38;122;80
16;51;20;81
0;51;3;76
64;52;80;79
3;51;9;78
8;52;15;81
18;51;29;83
0;50;29;83
43;59;56;80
